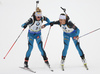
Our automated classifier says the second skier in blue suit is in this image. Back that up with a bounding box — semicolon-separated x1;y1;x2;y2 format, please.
42;13;88;69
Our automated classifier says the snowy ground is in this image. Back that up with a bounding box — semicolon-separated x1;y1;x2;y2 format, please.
0;0;100;74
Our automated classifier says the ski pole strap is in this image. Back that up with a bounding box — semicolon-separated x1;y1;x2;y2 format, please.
79;28;100;38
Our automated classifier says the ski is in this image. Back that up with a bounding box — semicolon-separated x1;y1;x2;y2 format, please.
61;64;64;71
19;67;36;73
84;63;89;70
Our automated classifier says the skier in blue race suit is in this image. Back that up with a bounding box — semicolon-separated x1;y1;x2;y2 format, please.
21;7;51;68
41;13;88;68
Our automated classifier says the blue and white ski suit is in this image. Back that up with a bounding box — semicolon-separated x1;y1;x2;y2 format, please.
22;15;50;59
45;20;84;58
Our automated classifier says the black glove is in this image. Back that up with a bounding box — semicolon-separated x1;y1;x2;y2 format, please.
23;25;27;29
50;23;54;26
21;23;27;29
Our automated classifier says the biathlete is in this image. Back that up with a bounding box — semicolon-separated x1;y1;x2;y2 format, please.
21;7;51;68
42;12;88;70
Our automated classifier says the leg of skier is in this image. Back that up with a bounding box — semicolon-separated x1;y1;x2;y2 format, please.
72;29;85;58
72;29;88;70
24;33;34;68
61;33;70;70
36;34;50;66
72;37;85;58
62;33;70;60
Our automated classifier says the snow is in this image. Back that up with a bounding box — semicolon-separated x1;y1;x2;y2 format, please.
0;0;100;74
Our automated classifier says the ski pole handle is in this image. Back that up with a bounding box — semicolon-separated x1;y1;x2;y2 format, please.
36;0;39;3
60;7;67;14
3;29;25;59
36;0;39;10
61;7;66;12
79;28;100;38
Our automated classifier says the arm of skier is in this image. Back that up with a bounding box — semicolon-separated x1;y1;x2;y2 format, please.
41;20;60;29
68;21;80;40
21;18;33;29
41;16;50;28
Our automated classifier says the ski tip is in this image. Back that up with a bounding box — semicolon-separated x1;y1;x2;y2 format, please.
3;57;5;59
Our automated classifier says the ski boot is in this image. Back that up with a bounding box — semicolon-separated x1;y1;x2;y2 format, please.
61;56;66;71
43;56;53;72
24;58;29;68
81;55;88;70
43;56;50;67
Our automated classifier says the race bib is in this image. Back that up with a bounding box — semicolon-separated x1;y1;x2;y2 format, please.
61;25;74;33
29;21;42;32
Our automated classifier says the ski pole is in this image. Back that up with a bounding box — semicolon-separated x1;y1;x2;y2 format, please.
79;28;100;38
36;0;39;10
60;7;67;14
31;0;39;17
3;29;25;59
44;26;51;49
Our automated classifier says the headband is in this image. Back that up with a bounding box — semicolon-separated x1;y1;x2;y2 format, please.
59;15;66;19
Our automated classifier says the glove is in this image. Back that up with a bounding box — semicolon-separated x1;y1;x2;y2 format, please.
50;23;54;26
73;36;79;40
21;23;27;29
41;25;46;29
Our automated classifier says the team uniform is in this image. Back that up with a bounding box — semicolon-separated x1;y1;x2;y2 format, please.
44;14;88;70
44;13;88;70
44;17;88;70
45;20;85;59
22;13;50;67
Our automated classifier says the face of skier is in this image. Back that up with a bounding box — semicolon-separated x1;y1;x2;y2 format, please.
35;12;42;21
36;16;42;21
59;19;66;25
59;14;66;25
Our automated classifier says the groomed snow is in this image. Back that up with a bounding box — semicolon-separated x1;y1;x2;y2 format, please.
0;0;100;74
